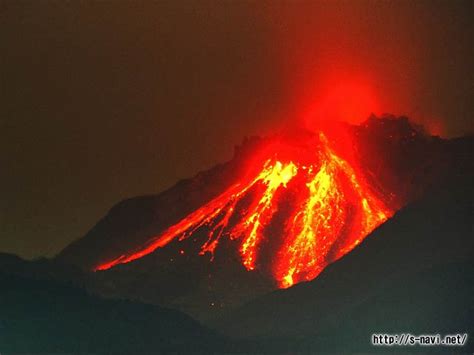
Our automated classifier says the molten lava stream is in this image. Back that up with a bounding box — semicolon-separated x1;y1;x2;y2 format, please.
95;160;298;271
95;132;392;289
273;134;391;288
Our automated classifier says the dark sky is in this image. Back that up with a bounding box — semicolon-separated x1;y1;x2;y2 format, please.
1;0;473;259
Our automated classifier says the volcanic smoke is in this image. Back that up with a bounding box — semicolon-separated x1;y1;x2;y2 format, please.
95;128;392;288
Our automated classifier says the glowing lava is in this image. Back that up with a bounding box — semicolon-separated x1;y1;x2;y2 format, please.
274;134;390;287
96;132;392;288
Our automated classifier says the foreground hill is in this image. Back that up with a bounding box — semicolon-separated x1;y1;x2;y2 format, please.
213;173;473;351
0;269;222;353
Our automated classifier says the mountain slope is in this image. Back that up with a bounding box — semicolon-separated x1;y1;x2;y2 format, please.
56;136;264;271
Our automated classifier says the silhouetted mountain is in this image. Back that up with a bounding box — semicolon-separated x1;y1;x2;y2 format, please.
0;252;88;288
0;270;223;353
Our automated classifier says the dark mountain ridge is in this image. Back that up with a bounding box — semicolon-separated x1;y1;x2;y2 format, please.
0;263;223;353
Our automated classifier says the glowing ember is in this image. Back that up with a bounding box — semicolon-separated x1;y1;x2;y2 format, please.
95;131;392;288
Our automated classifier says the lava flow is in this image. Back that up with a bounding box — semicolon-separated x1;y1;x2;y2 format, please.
96;131;393;288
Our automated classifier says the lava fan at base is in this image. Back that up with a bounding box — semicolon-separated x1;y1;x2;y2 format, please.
96;131;393;288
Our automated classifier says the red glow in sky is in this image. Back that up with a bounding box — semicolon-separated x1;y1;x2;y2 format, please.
302;78;380;131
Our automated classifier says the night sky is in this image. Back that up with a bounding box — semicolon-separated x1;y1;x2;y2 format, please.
1;0;473;259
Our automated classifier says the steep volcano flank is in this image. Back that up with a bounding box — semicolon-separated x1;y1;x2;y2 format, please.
95;131;392;288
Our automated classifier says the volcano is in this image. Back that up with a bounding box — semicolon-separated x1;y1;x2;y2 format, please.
57;115;459;318
94;131;392;288
3;115;472;352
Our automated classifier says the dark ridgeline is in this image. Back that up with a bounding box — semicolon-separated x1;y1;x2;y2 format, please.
0;261;224;353
1;116;472;352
